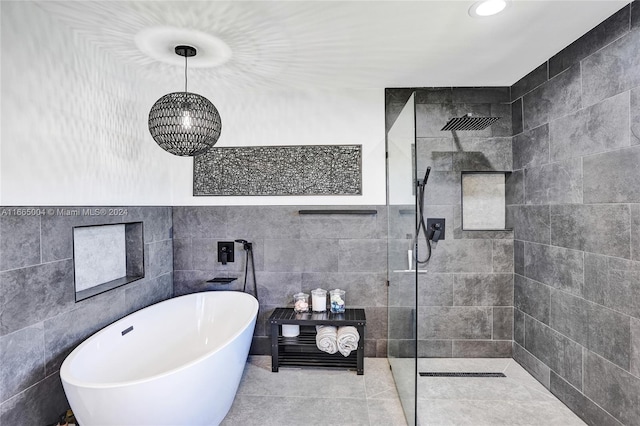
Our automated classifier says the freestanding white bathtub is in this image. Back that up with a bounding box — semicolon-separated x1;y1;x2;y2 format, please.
60;291;259;426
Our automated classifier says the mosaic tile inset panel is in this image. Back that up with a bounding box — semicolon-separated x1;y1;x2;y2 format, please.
193;145;362;196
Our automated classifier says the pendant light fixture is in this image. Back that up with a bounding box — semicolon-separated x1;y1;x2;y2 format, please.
148;45;222;157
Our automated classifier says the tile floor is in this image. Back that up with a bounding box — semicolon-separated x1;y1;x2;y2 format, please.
221;356;586;426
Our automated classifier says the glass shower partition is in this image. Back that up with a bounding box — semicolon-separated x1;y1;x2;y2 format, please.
386;92;417;425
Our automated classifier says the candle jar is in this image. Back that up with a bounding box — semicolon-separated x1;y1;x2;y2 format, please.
293;292;309;313
311;288;327;312
330;289;346;313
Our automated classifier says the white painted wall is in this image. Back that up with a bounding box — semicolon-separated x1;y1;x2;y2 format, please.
0;2;385;206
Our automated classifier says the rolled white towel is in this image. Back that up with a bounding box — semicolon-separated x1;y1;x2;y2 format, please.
315;325;338;354
337;326;360;357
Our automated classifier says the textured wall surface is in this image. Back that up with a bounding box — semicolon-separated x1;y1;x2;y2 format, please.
172;205;389;357
0;207;173;425
509;2;640;425
386;87;514;358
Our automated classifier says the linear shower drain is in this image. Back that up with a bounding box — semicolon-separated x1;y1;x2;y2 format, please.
419;372;506;377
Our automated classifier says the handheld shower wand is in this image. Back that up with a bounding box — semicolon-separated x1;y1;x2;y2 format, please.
235;239;258;300
413;166;433;264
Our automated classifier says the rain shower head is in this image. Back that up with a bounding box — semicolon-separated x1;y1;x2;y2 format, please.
441;113;500;131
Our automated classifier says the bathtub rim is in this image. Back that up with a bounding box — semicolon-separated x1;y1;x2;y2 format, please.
60;290;259;390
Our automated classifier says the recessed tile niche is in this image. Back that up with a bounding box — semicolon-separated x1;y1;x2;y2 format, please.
461;172;509;231
73;222;144;301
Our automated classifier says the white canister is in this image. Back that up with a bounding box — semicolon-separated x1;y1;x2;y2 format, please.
311;288;327;312
282;324;300;337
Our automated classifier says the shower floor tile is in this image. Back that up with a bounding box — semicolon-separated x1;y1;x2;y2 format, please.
390;358;586;426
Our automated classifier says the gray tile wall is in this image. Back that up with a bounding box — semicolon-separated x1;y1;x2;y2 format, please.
172;205;389;357
386;87;514;358
509;3;640;424
0;207;173;425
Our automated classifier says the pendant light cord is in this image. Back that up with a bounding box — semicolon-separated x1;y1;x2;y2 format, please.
184;53;188;93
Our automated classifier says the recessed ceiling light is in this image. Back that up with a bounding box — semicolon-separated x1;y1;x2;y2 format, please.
469;0;509;18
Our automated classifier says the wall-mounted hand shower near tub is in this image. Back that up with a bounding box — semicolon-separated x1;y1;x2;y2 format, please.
235;239;258;301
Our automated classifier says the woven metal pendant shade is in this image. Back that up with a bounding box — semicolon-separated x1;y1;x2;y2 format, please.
148;91;222;157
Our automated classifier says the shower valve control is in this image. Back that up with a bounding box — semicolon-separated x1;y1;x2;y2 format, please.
217;242;235;265
426;218;445;242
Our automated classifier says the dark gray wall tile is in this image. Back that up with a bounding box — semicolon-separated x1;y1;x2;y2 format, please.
524;242;584;296
550;204;631;259
493;307;513;340
632;88;640;145
425;240;493;273
584;350;640;426
631;317;640;377
584;146;640;203
387;339;415;358
514;274;550;324
582;27;640;106
135;207;173;244
512;124;549;170
524;158;583;205
43;289;127;373
523;65;581;131
172;238;192;271
303;272;386;307
452;137;512;171
300;207;386;240
416;138;454;172
419;306;492;340
124;273;173;315
511;98;523;135
416;273;454;307
584;253;612;307
489;103;512;137
0;260;74;336
363;307;388;339
338;239;386;273
512;62;548;101
596;267;640;319
171;206;227;239
0;373;68;426
587;302;631;370
255;272;302;307
514;308;525;346
514;240;524;276
0;215;40;271
550;92;630;162
451;87;510;104
418;340;453;357
424;171;460;205
453;273;513;306
632;205;640;261
550;370;624;426
146;239;173;279
633;0;640;30
549;5;630;78
0;325;45;402
172;269;222;297
525;317;583;389
415;88;452;104
492;240;514;273
388;307;415;340
550;289;630;369
452;340;511;357
227;206;301;239
506;170;524;205
506;205;550;244
513;342;551;389
549;290;589;347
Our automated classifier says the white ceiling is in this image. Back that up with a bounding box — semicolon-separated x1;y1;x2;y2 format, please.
32;0;628;89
